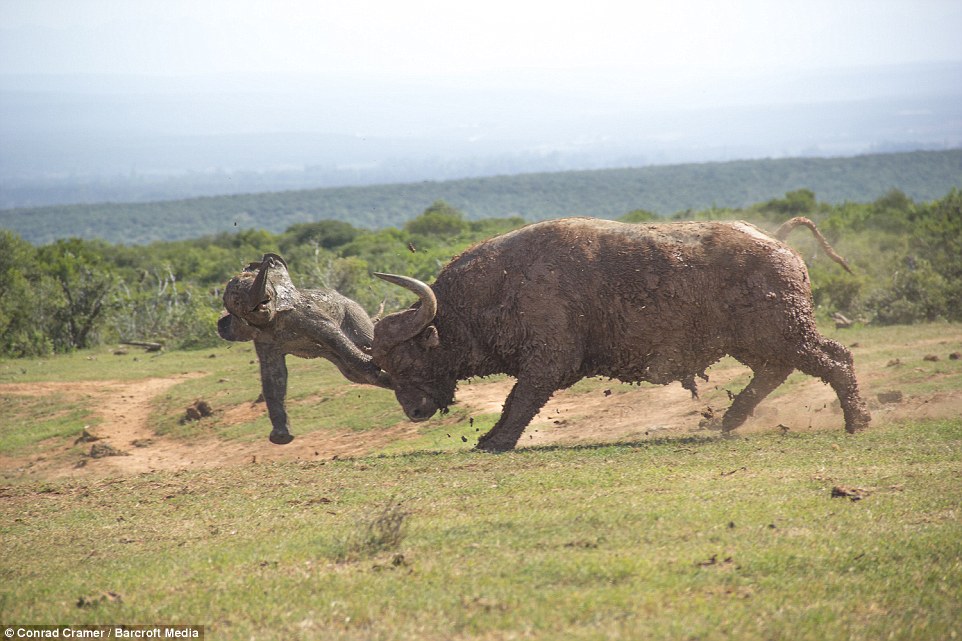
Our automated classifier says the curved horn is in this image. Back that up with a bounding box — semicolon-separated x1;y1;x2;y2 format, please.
248;254;289;311
374;272;438;339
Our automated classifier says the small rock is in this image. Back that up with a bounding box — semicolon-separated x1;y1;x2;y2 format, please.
89;443;128;458
74;426;102;445
923;354;940;362
180;399;214;424
831;485;867;501
77;591;123;608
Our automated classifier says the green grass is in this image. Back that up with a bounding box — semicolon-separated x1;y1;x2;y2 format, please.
147;345;405;442
0;345;219;384
2;419;960;640
2;322;961;638
0;393;96;455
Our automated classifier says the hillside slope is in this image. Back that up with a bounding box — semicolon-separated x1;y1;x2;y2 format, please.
2;149;960;245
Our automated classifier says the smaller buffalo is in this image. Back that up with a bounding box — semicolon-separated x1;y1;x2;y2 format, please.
372;217;870;452
218;253;392;444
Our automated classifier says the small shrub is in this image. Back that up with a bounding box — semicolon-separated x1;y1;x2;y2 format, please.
334;500;408;562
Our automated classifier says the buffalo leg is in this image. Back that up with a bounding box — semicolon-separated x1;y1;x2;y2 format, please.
794;336;871;433
721;363;792;433
476;378;555;453
255;343;295;444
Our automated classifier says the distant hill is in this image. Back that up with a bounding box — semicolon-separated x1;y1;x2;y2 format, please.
2;149;960;245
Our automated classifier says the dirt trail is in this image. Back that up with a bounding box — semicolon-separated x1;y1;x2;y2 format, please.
455;369;842;449
3;344;960;480
0;375;419;480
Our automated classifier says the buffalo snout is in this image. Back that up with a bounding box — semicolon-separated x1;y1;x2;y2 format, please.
397;389;440;422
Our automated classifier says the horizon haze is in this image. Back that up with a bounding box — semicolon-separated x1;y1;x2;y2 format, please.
1;1;961;208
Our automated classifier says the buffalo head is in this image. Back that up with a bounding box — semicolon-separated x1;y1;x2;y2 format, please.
218;254;393;446
218;253;295;342
372;273;457;422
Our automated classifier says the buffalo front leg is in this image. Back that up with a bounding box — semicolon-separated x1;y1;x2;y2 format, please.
721;363;793;433
476;378;555;453
255;342;294;444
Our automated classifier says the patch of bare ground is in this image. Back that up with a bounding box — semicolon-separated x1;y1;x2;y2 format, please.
453;368;839;449
3;329;960;479
453;358;962;449
0;376;419;481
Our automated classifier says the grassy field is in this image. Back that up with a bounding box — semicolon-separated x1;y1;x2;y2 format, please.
1;323;961;640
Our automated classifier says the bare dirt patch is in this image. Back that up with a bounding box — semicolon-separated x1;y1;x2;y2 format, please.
3;329;960;479
0;375;418;480
454;367;845;449
453;353;962;449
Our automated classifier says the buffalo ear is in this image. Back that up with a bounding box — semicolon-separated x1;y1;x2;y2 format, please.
420;326;440;349
218;313;257;342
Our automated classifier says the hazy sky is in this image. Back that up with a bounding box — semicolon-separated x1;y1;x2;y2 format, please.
2;0;961;79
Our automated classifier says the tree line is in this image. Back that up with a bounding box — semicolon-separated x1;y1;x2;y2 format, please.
1;189;960;359
2;149;960;246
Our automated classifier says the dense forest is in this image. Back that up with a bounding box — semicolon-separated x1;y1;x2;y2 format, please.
1;187;960;359
2;149;961;245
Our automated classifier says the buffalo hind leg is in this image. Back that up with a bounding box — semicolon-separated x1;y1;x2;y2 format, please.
795;337;871;433
721;363;793;433
476;378;555;453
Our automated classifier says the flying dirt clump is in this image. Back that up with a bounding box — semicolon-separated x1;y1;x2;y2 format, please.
373;216;870;452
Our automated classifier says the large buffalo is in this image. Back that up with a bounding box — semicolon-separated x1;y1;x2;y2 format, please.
372;217;870;452
218;253;392;444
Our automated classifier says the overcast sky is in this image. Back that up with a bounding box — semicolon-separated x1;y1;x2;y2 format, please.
2;0;961;79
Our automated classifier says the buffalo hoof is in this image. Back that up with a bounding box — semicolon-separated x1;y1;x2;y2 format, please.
269;431;294;445
475;440;515;454
845;417;871;434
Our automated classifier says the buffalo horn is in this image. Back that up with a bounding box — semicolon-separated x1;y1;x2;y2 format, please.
374;273;438;339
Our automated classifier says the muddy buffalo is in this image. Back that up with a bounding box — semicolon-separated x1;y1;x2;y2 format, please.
372;217;870;452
